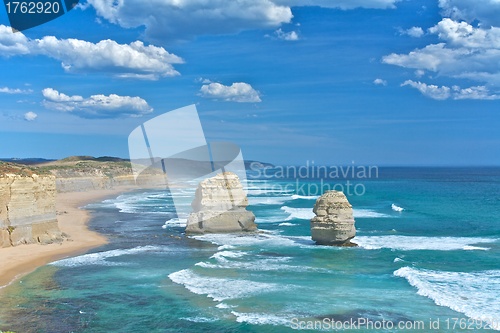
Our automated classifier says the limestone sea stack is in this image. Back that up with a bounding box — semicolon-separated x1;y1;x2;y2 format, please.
185;172;257;234
310;190;356;246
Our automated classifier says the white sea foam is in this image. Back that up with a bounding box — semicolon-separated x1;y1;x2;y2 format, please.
196;260;319;273
395;267;500;330
192;232;300;248
112;197;139;214
247;194;317;205
216;303;234;309
193;252;319;273
280;206;389;220
192;233;320;252
248;196;291;206
168;269;281;302
279;222;298;227
354;209;391;218
162;217;187;228
356;236;496;251
281;206;314;220
391;204;404;212
255;214;288;224
217;244;235;251
231;311;291;326
51;246;163;267
210;250;247;261
146;193;171;200
180;316;218;323
99;192;176;215
463;245;489;251
291;195;319;200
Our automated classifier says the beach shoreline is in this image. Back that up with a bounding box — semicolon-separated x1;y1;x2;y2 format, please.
0;186;136;293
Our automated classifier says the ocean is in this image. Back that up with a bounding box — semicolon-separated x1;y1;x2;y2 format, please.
1;167;499;332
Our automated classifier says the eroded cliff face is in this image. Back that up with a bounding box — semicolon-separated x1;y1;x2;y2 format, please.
0;158;164;248
0;172;62;248
50;162;165;192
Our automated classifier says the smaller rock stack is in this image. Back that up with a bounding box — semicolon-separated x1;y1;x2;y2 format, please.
310;191;356;246
185;172;257;234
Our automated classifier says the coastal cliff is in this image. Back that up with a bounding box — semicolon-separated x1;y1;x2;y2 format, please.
40;157;165;192
0;163;62;248
0;156;163;248
186;172;257;234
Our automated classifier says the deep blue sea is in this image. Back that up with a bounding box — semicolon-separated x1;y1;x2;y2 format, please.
1;167;499;332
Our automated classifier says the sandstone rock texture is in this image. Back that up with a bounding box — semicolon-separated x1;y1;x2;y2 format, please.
0;172;63;247
310;190;356;246
52;169;163;192
186;172;257;234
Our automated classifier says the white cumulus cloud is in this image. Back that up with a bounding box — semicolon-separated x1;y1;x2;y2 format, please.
274;28;299;41
383;18;500;86
0;25;30;56
373;78;387;86
200;82;262;103
428;18;500;48
86;0;293;41
415;69;425;78
0;86;32;94
0;25;183;79
84;0;399;41
24;111;38;121
401;80;500;100
42;88;153;118
275;0;399;10
401;80;451;100
438;0;500;27
401;26;424;38
385;0;500;90
452;85;500;100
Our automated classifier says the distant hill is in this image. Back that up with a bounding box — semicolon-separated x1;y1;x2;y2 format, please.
59;156;129;163
1;156;274;178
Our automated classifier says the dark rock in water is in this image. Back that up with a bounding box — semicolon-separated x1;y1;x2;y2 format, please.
310;191;356;246
185;172;257;234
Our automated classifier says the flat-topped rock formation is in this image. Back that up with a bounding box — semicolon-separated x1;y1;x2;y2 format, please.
186;172;257;234
0;163;63;247
310;190;356;246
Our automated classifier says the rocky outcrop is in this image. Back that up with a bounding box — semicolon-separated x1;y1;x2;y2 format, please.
0;168;63;247
310;191;356;246
186;172;257;234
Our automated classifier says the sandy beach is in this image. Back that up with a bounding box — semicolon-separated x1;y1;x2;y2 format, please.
0;187;135;292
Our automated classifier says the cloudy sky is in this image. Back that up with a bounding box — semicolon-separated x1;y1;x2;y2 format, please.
1;0;499;165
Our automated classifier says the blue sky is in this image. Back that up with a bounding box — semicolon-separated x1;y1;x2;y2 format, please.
0;0;499;165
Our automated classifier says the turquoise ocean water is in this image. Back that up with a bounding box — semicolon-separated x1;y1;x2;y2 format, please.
1;167;499;332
